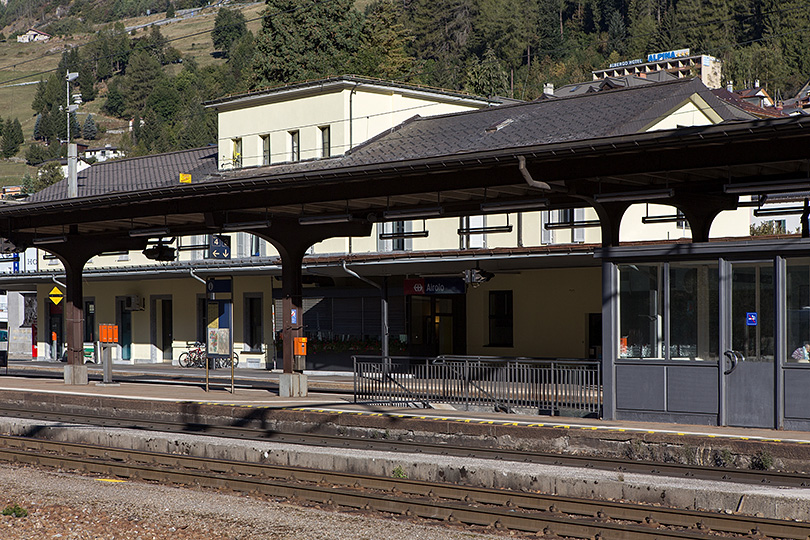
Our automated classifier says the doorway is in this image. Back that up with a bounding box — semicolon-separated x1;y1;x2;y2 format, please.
115;297;133;362
407;295;466;357
724;261;775;428
151;296;173;362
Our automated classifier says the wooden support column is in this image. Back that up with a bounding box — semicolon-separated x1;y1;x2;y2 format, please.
255;218;372;396
39;233;148;385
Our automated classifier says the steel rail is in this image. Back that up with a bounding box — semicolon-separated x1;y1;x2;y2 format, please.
0;404;808;489
0;435;807;540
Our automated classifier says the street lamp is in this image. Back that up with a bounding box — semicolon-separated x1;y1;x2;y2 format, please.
66;71;79;198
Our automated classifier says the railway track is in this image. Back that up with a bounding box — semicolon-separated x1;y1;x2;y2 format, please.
0;434;807;540
0;404;808;488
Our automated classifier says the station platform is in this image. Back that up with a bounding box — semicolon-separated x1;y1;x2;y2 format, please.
2;360;810;522
2;360;810;446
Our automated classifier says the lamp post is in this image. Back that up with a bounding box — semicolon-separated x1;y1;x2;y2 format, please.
66;71;79;198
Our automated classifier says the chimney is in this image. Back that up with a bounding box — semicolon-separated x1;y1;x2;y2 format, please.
754;79;760;88
543;83;554;97
726;81;733;92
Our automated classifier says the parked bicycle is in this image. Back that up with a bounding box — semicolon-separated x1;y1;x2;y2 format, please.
214;353;239;369
178;342;206;368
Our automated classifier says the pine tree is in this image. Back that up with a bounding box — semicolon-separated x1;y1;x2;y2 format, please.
407;0;477;89
33;113;43;141
250;0;363;88
123;51;165;115
82;114;98;140
355;0;413;79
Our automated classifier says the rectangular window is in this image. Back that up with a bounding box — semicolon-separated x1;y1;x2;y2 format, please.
488;290;513;347
83;300;95;343
261;135;270;165
619;264;662;359
244;294;263;352
196;296;207;344
250;234;262;257
290;130;300;162
232;138;242;168
320;126;330;158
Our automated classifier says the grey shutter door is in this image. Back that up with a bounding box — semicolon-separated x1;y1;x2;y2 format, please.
333;297;363;337
303;297;332;338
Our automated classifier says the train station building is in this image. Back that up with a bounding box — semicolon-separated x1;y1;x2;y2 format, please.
2;74;809;430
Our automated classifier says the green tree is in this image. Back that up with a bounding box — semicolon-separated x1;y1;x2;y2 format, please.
212;7;248;58
166;2;175;18
605;10;627;56
82;114;98;140
465;47;507;97
123;51;165;115
34;161;65;192
77;69;96;102
250;0;363;88
355;0;413;79
1;118;23;158
407;0;477;89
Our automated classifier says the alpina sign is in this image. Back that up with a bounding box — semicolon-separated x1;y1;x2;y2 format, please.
404;277;465;295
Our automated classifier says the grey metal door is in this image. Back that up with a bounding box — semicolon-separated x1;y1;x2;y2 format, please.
725;262;775;428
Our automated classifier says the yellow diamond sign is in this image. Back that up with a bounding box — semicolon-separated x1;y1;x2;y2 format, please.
49;286;63;305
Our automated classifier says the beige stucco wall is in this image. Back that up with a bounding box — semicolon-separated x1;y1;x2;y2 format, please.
35;276;275;366
465;267;602;359
217;85;492;170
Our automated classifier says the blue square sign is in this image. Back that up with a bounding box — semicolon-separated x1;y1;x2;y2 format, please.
746;312;758;326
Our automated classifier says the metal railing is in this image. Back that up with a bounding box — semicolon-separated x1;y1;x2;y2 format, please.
352;355;602;417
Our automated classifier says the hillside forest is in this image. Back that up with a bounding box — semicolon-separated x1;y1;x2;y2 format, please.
4;0;810;172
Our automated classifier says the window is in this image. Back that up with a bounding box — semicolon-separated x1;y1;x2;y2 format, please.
261;135;270;165
196;297;207;344
250;234;263;257
244;294;263;352
83;300;95;343
320;126;331;158
232;138;242;168
488;291;513;347
290;130;300;162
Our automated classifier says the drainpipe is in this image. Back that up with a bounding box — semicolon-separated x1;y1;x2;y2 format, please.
52;275;66;288
189;269;206;285
349;83;360;151
341;260;388;362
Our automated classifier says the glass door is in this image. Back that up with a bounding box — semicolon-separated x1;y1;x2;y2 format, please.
725;261;775;428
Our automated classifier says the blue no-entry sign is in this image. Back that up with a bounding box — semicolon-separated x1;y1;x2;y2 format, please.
746;312;758;326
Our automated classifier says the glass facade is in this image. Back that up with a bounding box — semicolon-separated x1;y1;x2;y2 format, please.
619;262;718;361
787;259;810;363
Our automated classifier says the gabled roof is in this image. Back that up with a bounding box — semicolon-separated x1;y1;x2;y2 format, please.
205;75;500;111
711;88;787;119
27;147;217;203
23;78;752;204
332;78;753;167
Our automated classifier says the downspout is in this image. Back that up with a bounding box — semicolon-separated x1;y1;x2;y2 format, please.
52;274;66;288
189;269;206;285
341;260;388;361
518;155;551;191
349;83;360;151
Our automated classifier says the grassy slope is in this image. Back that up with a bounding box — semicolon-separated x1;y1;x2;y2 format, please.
0;2;265;185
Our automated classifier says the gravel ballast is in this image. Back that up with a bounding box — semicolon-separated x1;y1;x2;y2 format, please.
0;463;509;539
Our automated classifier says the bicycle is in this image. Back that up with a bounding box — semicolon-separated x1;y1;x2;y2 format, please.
215;353;239;369
179;342;206;368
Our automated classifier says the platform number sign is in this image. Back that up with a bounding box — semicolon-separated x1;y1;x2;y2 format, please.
746;312;758;326
208;235;231;260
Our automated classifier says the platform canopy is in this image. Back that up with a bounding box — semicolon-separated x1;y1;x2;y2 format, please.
1;78;806;249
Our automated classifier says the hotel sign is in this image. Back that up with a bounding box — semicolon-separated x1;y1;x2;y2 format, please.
608;58;644;69
647;48;690;63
